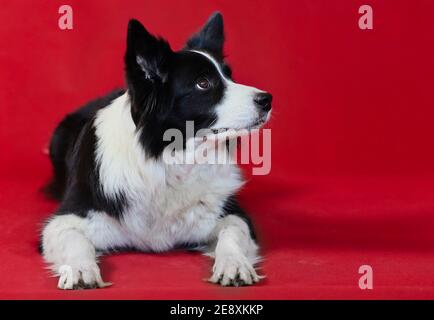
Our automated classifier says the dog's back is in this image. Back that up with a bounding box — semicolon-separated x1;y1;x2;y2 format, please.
45;89;125;200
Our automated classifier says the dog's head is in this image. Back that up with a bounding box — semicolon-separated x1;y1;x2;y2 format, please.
125;12;272;157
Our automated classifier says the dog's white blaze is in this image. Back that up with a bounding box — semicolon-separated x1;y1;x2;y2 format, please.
190;50;264;130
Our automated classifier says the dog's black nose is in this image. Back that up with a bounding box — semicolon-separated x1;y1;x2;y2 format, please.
254;92;273;112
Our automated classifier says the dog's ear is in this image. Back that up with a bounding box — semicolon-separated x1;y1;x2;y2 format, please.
125;19;172;84
125;19;173;124
185;12;225;60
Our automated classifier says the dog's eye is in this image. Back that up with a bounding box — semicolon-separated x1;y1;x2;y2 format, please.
196;77;211;90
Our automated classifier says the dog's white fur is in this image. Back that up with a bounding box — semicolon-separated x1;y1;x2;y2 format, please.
42;52;262;289
191;50;264;131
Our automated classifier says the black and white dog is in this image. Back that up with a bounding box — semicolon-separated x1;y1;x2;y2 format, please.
41;12;272;289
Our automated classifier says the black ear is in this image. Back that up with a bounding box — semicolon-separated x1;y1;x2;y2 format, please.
125;19;173;125
185;12;225;60
125;19;172;84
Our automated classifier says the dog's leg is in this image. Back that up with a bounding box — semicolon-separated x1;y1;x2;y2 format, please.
208;213;263;286
42;214;110;290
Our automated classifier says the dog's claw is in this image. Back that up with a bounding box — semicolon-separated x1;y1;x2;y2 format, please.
208;255;262;287
57;264;110;290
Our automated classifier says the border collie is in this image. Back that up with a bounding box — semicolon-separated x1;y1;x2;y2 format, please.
41;12;272;289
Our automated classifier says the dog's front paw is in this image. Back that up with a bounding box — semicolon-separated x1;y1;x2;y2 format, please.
208;255;262;286
57;264;111;290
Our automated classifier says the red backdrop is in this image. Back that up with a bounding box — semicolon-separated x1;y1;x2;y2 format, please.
1;0;434;299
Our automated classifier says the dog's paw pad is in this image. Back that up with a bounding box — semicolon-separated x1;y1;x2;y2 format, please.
57;264;111;290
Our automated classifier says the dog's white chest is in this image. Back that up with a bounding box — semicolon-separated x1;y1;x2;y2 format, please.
126;163;242;250
86;163;243;252
89;99;244;251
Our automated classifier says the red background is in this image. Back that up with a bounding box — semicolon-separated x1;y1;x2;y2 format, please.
1;0;434;299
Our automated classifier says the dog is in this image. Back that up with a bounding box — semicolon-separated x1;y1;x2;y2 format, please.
41;12;272;289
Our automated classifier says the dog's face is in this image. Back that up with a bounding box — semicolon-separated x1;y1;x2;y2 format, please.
125;13;272;157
